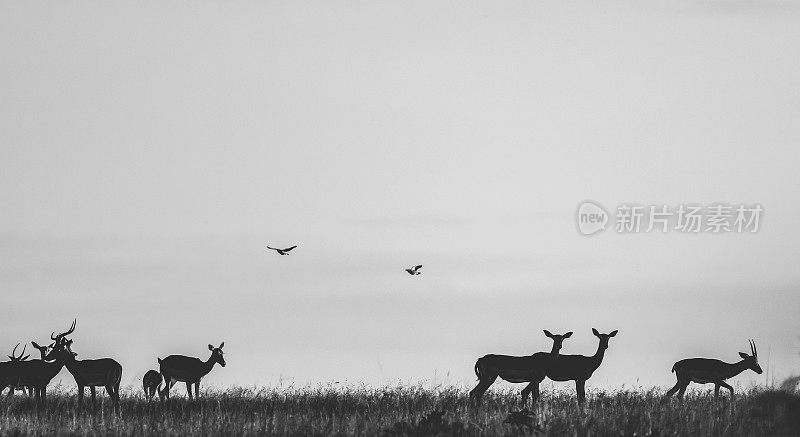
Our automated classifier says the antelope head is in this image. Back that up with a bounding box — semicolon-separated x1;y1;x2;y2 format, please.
45;338;77;361
8;343;29;361
63;339;79;359
208;342;226;367
739;339;762;374
543;330;573;353
50;319;76;347
592;328;618;350
31;341;55;360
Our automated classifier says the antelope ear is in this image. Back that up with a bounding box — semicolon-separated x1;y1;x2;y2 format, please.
609;330;618;337
739;352;749;359
31;342;40;348
543;330;553;338
592;328;600;337
219;342;224;349
7;355;12;360
564;332;573;338
209;344;215;351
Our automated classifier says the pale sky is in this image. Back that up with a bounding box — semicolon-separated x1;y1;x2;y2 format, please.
1;1;799;393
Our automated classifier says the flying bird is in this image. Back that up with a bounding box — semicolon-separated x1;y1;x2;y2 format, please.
267;245;297;255
405;265;422;275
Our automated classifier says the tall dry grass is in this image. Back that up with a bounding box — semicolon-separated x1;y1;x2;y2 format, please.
0;384;798;435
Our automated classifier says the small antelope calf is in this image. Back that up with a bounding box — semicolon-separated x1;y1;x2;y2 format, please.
143;370;163;400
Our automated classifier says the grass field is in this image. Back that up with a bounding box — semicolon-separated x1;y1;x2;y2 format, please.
0;384;798;436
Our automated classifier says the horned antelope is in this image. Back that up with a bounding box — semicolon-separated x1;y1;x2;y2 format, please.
143;370;163;400
48;320;123;410
51;317;76;342
3;343;31;397
469;330;573;407
544;328;618;406
19;319;79;402
663;340;762;402
0;358;25;399
0;340;65;403
8;342;52;397
2;322;79;404
159;342;226;400
0;323;71;403
7;343;30;362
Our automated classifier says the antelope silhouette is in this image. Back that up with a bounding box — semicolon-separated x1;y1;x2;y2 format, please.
11;341;54;398
663;339;762;402
159;342;226;400
47;320;123;411
543;328;618;406
2;344;31;397
1;338;66;404
469;330;572;407
24;340;64;403
143;369;163;400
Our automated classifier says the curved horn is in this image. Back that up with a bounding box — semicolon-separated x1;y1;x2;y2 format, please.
751;339;757;359
11;343;20;360
51;319;77;343
19;344;26;359
64;319;76;337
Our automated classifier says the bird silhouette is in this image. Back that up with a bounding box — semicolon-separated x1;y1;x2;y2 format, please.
405;265;422;275
267;245;297;255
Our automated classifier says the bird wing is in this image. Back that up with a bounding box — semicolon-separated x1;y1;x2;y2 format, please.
284;245;297;251
267;246;278;251
414;265;422;270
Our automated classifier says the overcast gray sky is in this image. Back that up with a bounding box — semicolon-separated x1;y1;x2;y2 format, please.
2;1;799;392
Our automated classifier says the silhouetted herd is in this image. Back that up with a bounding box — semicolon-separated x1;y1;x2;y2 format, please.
0;320;225;409
470;328;762;407
1;321;762;409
